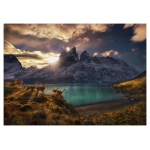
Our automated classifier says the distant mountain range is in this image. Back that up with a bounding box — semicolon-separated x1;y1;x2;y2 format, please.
133;70;146;79
4;54;39;80
4;54;23;79
4;47;141;83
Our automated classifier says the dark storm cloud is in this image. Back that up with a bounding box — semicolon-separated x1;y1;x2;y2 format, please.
5;25;69;53
14;53;43;60
32;62;50;65
4;25;51;52
4;24;113;54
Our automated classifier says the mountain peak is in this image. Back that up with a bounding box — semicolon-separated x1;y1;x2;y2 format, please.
70;46;76;52
58;47;79;67
83;50;88;54
69;47;78;59
60;47;78;59
80;50;91;62
4;54;23;79
4;54;21;64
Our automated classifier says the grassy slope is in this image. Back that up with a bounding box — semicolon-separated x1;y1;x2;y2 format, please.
83;74;146;125
4;74;146;125
112;73;146;95
4;82;83;125
83;101;146;125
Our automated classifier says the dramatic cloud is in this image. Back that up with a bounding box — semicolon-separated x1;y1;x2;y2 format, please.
123;24;134;29
90;24;110;33
4;24;146;72
123;24;146;42
4;24;113;54
4;24;112;42
14;53;43;60
4;40;60;68
83;37;89;42
4;40;20;54
131;24;146;42
101;50;120;57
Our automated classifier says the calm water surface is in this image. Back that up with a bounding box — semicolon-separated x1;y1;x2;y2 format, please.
44;84;124;107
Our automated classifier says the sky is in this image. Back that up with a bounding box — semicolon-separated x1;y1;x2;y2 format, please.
4;24;146;72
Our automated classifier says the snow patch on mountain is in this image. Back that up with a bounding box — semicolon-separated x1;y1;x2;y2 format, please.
4;49;140;83
4;54;23;79
14;66;39;78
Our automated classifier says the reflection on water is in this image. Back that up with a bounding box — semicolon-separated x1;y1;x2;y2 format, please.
45;84;124;107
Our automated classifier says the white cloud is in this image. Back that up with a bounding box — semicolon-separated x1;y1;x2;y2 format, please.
131;24;146;42
90;24;109;32
124;24;146;42
101;50;120;57
123;24;134;29
83;37;89;42
93;52;98;56
114;51;119;55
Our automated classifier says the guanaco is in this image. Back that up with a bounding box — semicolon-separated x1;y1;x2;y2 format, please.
52;88;59;93
36;84;48;94
11;79;17;85
15;79;23;86
56;89;65;97
25;84;37;92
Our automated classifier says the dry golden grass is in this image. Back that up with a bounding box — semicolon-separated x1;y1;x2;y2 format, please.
4;82;82;125
112;75;146;95
4;74;146;125
84;101;146;125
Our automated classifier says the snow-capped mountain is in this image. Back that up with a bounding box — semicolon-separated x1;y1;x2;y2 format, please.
22;47;140;83
14;66;39;79
59;47;79;67
4;54;23;79
80;50;92;62
4;54;39;80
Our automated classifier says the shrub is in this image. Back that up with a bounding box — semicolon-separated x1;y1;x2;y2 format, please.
32;95;48;103
30;111;47;125
19;104;32;112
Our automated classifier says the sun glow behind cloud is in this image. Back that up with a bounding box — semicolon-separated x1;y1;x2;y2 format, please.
46;53;60;63
66;47;70;51
4;40;60;68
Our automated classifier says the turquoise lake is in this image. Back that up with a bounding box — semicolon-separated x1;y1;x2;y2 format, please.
44;84;124;107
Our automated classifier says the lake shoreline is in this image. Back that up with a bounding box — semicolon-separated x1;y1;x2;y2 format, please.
75;97;145;116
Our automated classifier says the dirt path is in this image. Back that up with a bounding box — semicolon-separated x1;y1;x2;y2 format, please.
75;98;145;116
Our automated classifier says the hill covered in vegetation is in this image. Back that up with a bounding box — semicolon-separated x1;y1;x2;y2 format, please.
4;82;83;125
4;72;146;125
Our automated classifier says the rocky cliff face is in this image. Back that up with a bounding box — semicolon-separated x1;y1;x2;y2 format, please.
59;47;79;67
80;50;92;62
